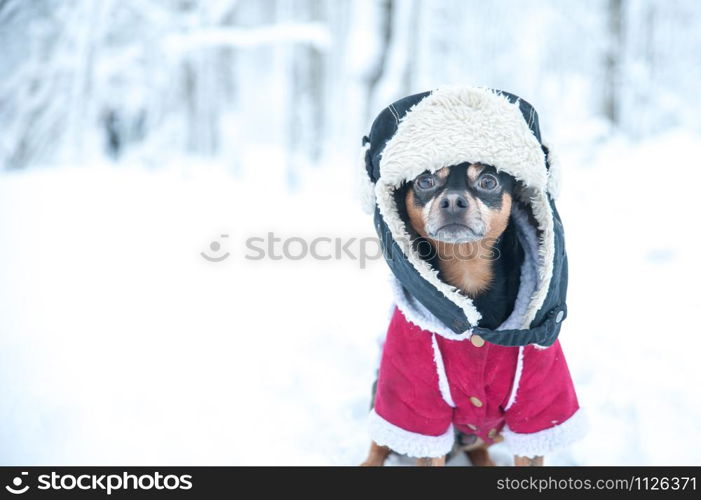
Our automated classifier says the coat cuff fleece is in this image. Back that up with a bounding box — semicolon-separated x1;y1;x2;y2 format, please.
368;409;454;458
502;408;588;458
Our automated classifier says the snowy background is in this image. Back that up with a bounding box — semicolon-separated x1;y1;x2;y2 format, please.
0;0;700;465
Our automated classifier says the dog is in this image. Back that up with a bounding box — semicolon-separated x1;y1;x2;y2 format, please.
361;162;544;467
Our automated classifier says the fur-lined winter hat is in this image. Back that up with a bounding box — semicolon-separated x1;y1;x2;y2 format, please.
360;86;568;347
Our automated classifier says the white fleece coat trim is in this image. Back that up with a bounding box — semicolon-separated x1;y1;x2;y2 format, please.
368;409;454;458
358;142;376;214
373;86;556;332
504;346;525;411
391;277;471;340
493;204;540;330
378;86;547;190
543;140;562;200
503;408;588;458
430;333;456;407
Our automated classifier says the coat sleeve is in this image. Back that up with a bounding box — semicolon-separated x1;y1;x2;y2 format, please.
369;308;455;458
502;340;587;457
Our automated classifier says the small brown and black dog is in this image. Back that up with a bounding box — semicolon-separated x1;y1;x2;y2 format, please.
362;162;543;467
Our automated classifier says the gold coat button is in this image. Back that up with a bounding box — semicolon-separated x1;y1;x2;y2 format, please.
469;396;483;408
470;334;485;347
488;428;497;439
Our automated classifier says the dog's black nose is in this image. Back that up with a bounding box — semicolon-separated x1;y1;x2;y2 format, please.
439;192;468;213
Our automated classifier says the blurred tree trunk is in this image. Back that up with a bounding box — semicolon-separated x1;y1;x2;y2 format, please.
401;0;419;95
273;0;330;185
364;0;393;120
604;0;624;126
182;2;221;156
370;0;419;116
289;0;326;166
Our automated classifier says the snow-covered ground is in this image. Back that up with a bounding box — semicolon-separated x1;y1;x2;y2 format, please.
1;131;700;465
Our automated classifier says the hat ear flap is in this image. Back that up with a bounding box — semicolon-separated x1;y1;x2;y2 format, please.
542;142;562;200
357;139;376;214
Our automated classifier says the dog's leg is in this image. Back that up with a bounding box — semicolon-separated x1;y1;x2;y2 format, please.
459;433;498;466
514;455;544;466
360;441;391;466
466;447;496;466
416;456;446;466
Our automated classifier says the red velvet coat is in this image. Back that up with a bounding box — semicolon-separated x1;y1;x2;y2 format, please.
369;307;584;458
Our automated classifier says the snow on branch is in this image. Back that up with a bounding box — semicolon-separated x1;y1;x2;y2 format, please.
164;22;331;53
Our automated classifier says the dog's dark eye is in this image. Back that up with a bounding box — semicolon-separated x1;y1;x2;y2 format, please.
478;174;499;191
415;174;436;190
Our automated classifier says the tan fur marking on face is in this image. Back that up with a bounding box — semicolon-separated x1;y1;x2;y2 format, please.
404;183;514;299
428;193;512;298
485;192;512;240
422;198;434;228
467;164;486;184
435;167;450;180
405;189;428;238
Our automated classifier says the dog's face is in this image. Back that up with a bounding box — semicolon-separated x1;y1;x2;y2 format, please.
405;163;516;244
